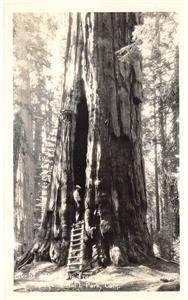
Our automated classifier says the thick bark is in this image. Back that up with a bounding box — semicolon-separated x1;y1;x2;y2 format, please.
33;112;43;233
16;12;153;269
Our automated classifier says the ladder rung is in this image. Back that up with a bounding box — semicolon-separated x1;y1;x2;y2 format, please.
72;234;84;239
67;265;83;270
68;255;82;260
70;249;81;253
71;237;81;242
70;237;81;241
70;243;82;250
67;265;80;268
72;227;83;232
70;241;84;246
72;222;84;226
72;233;83;238
68;262;82;266
72;226;82;230
70;244;82;248
72;221;84;227
72;226;84;230
67;269;80;273
67;264;81;268
72;228;82;233
71;232;82;237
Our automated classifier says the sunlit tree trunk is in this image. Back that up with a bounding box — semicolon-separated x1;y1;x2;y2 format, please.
33;109;43;233
171;49;179;238
153;94;160;232
14;71;35;258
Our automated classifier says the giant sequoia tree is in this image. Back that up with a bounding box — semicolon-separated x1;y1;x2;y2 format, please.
17;12;153;269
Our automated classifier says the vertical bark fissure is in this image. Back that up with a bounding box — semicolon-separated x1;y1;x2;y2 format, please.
62;13;73;104
73;96;89;198
74;13;80;69
153;94;160;232
110;13;123;136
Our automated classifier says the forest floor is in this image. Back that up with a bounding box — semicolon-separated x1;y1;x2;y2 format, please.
14;257;180;292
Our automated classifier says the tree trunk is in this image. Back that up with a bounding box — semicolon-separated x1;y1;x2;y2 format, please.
14;70;35;259
172;49;179;238
16;12;153;269
153;93;160;232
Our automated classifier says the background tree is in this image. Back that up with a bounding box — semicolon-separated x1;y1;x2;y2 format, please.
133;12;179;260
13;13;68;258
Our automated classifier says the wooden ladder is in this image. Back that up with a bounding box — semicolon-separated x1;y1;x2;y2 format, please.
67;220;85;279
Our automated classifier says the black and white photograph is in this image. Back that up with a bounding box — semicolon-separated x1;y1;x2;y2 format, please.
10;6;180;293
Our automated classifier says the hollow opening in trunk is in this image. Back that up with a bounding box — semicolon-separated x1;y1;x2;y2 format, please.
73;96;89;199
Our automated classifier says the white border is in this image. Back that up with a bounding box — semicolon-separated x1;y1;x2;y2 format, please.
2;1;187;299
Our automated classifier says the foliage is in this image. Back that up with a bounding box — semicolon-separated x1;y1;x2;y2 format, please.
134;13;179;258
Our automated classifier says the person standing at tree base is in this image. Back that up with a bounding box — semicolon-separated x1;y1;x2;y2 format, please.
73;185;84;223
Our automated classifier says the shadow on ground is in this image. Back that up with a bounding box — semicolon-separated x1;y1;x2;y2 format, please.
14;259;180;292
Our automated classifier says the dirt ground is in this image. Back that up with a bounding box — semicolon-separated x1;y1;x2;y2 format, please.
14;258;180;292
